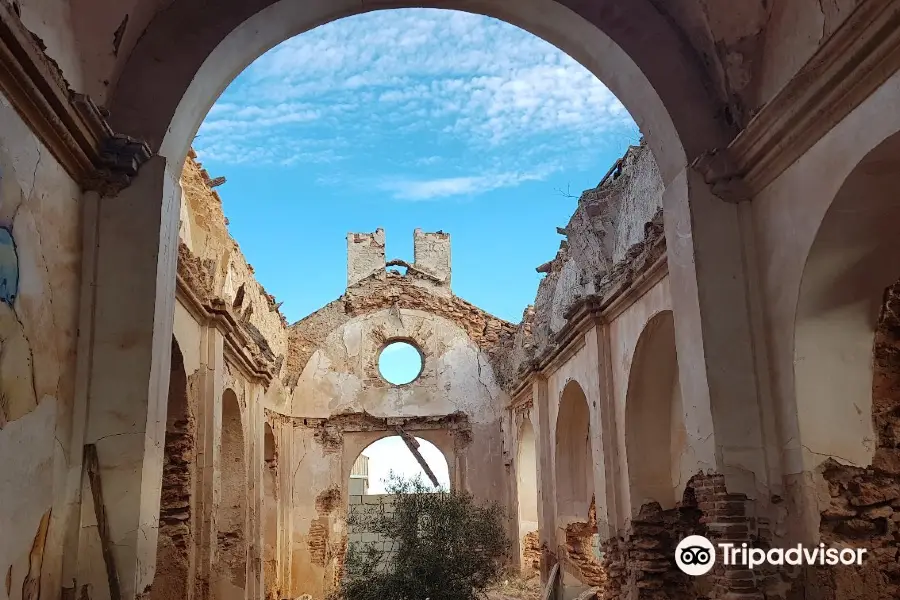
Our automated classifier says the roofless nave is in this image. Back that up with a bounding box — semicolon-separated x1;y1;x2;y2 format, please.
2;1;900;599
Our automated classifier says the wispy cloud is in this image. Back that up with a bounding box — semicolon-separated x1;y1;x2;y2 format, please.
380;166;555;201
194;8;638;199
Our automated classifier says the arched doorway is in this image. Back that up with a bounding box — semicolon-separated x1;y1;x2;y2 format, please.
516;419;539;573
624;310;684;515
217;389;247;600
263;423;279;600
151;338;195;600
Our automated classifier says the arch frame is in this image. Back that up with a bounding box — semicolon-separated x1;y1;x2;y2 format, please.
107;0;732;186
341;428;458;500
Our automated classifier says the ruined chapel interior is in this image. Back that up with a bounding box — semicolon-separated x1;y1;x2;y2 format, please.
2;1;900;600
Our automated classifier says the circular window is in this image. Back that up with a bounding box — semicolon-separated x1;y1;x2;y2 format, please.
378;341;423;385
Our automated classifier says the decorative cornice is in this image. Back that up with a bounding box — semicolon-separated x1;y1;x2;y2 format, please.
0;2;150;193
695;0;900;201
175;274;274;386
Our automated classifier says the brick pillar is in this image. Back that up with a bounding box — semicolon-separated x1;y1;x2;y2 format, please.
693;474;764;600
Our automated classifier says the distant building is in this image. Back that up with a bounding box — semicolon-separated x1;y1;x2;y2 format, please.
350;454;370;496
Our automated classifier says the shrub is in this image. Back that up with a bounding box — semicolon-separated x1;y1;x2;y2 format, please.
334;473;509;600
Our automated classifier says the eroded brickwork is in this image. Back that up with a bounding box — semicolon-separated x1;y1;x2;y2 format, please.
522;531;540;573
151;344;197;600
600;501;702;600
284;273;517;390
564;496;605;587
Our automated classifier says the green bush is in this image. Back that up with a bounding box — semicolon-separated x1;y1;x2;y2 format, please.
334;473;510;600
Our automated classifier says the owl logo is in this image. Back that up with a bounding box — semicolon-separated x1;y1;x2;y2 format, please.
0;226;19;305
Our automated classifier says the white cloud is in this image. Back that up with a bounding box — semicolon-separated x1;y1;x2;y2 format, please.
194;8;638;191
380;166;555;201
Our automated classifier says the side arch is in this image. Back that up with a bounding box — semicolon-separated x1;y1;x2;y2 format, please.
623;310;685;516
555;380;593;523
217;388;248;600
151;337;195;600
794;131;900;472
516;418;539;572
263;422;279;600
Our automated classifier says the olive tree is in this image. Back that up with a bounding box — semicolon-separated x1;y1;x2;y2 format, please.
334;473;509;600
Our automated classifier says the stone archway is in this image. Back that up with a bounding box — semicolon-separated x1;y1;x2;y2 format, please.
151;337;195;600
624;310;685;515
217;389;247;600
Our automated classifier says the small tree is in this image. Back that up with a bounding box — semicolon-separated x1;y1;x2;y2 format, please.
335;473;509;600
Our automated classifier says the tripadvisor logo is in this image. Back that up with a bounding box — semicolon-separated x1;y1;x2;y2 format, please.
674;535;868;576
675;535;716;576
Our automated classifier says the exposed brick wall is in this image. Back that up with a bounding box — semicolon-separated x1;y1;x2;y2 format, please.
564;496;605;587
151;344;195;600
599;501;701;600
284;273;517;390
692;473;764;599
522;531;540;573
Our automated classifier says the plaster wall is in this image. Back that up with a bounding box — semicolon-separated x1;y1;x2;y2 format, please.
752;68;900;476
0;89;82;600
545;338;606;538
17;0;85;92
751;67;900;546
607;276;695;526
287;308;505;424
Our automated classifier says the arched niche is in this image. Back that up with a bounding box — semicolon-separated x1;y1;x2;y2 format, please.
516;418;539;571
555;380;594;524
795;131;900;472
151;338;194;600
624;310;685;515
263;422;279;600
217;388;247;600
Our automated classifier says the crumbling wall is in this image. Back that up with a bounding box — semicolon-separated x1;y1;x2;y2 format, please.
347;229;386;288
600;500;701;600
507;142;664;375
563;496;604;587
283;274;517;393
522;531;541;573
151;344;197;600
412;229;451;287
812;280;900;599
179;152;289;374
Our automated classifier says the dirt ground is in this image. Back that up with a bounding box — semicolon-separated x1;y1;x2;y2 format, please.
484;573;542;600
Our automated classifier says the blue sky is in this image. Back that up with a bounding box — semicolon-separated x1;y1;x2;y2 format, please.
193;8;638;325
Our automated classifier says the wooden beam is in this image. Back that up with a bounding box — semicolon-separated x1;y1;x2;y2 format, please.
541;562;560;600
84;444;122;600
394;426;440;488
